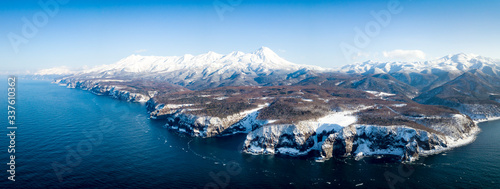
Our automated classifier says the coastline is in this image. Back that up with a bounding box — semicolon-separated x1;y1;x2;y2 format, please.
420;126;481;157
50;80;494;162
474;116;500;124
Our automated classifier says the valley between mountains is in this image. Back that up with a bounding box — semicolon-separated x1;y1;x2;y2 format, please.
36;47;500;162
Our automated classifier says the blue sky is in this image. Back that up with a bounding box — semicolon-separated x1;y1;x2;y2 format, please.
1;0;499;73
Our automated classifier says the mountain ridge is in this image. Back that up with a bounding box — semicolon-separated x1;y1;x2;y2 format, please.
37;47;327;76
339;53;500;75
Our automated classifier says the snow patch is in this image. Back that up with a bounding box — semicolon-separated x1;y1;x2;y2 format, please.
164;104;194;109
391;104;407;107
214;96;228;100
365;90;395;97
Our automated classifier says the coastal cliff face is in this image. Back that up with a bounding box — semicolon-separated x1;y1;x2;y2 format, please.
242;111;478;162
148;99;267;137
56;79;150;103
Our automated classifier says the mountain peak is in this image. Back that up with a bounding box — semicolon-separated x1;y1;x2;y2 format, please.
255;46;275;54
198;51;223;61
259;46;272;51
339;53;499;76
228;51;244;57
443;53;477;61
253;46;281;61
37;47;329;77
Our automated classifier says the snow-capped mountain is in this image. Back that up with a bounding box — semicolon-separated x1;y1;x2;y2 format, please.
338;53;500;91
37;47;328;89
72;46;325;74
339;53;500;76
34;66;78;76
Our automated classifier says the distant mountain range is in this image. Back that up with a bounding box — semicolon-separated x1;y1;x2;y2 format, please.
36;47;327;89
336;53;500;119
36;49;499;92
339;53;500;90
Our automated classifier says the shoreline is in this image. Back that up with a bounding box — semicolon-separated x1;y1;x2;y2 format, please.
49;81;498;162
474;116;500;124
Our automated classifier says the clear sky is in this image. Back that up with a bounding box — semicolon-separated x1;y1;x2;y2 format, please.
1;0;499;73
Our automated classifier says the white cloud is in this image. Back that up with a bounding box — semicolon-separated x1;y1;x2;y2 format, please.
382;49;426;61
135;49;147;53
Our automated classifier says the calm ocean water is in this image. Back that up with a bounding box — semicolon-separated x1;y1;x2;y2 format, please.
1;79;499;188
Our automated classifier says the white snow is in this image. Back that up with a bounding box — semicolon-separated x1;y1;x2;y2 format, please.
164;104;194;109
240;103;269;115
306;111;358;134
316;111;358;126
335;81;344;86
301;107;373;134
473;116;500;123
214;96;228;100
247;145;265;154
391;104;407;107
53;47;329;77
318;98;330;103
267;120;277;124
35;66;77;75
338;53;500;75
276;147;301;155
365;90;395;97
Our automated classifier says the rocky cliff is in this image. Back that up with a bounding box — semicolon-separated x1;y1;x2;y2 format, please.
56;79;150;103
149;100;268;137
241;109;478;162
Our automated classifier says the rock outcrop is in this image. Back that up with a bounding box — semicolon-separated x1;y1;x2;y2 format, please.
150;103;268;137
56;79;150;103
242;113;478;162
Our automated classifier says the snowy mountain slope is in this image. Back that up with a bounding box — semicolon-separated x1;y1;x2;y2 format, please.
414;70;500;120
38;47;329;90
338;53;500;91
337;73;420;99
80;47;323;74
34;66;78;76
339;53;500;76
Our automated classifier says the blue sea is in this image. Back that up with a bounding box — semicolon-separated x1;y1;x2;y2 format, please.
1;79;499;188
